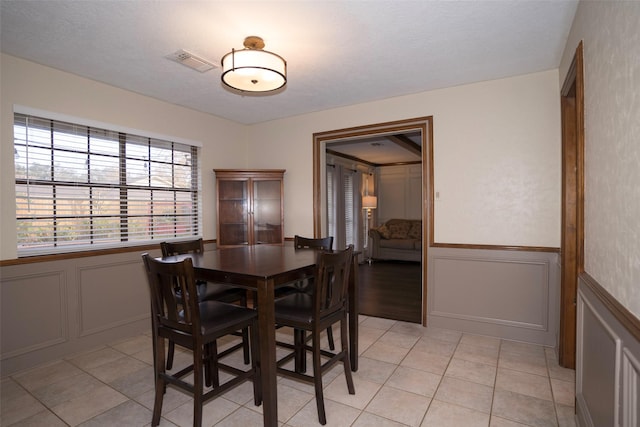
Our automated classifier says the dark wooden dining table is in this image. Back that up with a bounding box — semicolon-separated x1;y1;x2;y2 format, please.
161;244;359;427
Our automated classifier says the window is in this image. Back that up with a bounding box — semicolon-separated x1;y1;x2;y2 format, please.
14;112;201;256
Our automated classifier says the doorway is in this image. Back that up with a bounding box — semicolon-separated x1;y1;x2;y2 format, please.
312;117;433;325
559;41;585;369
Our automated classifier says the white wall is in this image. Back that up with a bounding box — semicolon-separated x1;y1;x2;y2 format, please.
247;70;562;247
559;2;640;319
0;54;249;260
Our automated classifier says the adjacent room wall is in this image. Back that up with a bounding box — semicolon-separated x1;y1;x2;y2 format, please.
559;2;640;426
247;70;562;248
0;54;249;261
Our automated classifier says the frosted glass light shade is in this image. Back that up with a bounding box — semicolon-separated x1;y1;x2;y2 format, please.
221;44;286;92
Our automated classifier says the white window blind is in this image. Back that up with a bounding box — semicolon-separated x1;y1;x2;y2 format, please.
343;171;355;246
14;113;202;256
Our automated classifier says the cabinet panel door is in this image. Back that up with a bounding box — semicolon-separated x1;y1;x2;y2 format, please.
218;180;249;246
253;179;283;244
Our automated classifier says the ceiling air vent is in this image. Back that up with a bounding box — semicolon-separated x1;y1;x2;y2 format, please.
166;49;217;72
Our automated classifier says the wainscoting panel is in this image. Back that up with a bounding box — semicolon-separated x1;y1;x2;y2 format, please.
577;274;640;427
428;247;559;346
78;260;149;336
0;250;158;376
0;271;67;359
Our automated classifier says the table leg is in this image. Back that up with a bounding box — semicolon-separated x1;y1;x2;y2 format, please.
348;257;359;371
256;278;278;426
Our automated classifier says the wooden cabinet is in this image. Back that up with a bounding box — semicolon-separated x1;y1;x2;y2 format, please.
214;169;285;247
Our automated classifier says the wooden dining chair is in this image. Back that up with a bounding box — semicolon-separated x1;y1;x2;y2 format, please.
142;254;261;427
274;245;355;425
160;238;250;368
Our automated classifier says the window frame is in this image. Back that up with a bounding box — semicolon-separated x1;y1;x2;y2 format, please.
13;107;203;257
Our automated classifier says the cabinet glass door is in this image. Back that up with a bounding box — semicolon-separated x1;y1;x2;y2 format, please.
217;180;249;245
252;179;282;244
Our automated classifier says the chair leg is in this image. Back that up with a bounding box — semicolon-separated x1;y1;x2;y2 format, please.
242;326;251;364
166;340;175;370
193;346;204;427
250;319;262;406
151;337;165;426
210;341;220;388
326;326;335;350
294;329;306;373
312;330;327;425
240;292;251;365
340;318;355;395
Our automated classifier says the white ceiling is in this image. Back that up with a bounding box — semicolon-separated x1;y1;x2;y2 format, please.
0;0;578;127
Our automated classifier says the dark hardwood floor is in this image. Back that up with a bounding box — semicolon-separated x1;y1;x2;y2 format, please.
358;260;422;323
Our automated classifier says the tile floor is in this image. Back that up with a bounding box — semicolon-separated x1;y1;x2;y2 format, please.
1;316;576;427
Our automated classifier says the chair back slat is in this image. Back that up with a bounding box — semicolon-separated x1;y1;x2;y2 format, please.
142;253;200;334
294;235;333;251
161;238;204;257
314;245;353;317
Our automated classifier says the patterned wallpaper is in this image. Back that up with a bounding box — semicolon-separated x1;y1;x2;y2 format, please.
561;2;640;318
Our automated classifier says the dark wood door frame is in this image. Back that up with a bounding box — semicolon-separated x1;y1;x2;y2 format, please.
559;41;585;369
312;117;433;325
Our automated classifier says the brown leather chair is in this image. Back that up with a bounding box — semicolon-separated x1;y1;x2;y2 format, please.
160;238;250;368
142;254;261;427
274;245;355;425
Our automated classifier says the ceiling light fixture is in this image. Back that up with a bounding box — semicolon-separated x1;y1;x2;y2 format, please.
220;36;287;93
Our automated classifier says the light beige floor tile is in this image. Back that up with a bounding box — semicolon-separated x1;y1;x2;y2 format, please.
362;340;410;364
366;385;431;426
421;400;490;427
31;372;104;407
6;408;68;426
434;376;494;414
495;368;552;401
412;337;457;358
286;397;361;426
401;348;451;376
352;356;397;384
50;384;128;426
360;317;397;331
358;326;391;354
546;358;576;383
251;382;314;423
556;404;577;427
499;351;548;377
445;358;497;387
490;415;532;426
166;397;239;427
109;365;155;398
550;379;575;407
323;375;381;410
420;327;463;344
0;379;48;426
215;406;265;427
459;334;501;351
500;340;546;358
453;342;500;367
110;334;153;355
352;411;410;427
135;385;192;413
77;400;152;426
13;360;84;391
389;321;430;337
67;347;126;370
491;389;557;427
385;366;441;397
221;380;257;406
84;354;149;384
377;331;420;349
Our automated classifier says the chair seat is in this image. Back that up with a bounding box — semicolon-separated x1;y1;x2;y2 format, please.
197;282;246;304
274;293;342;326
197;301;257;335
